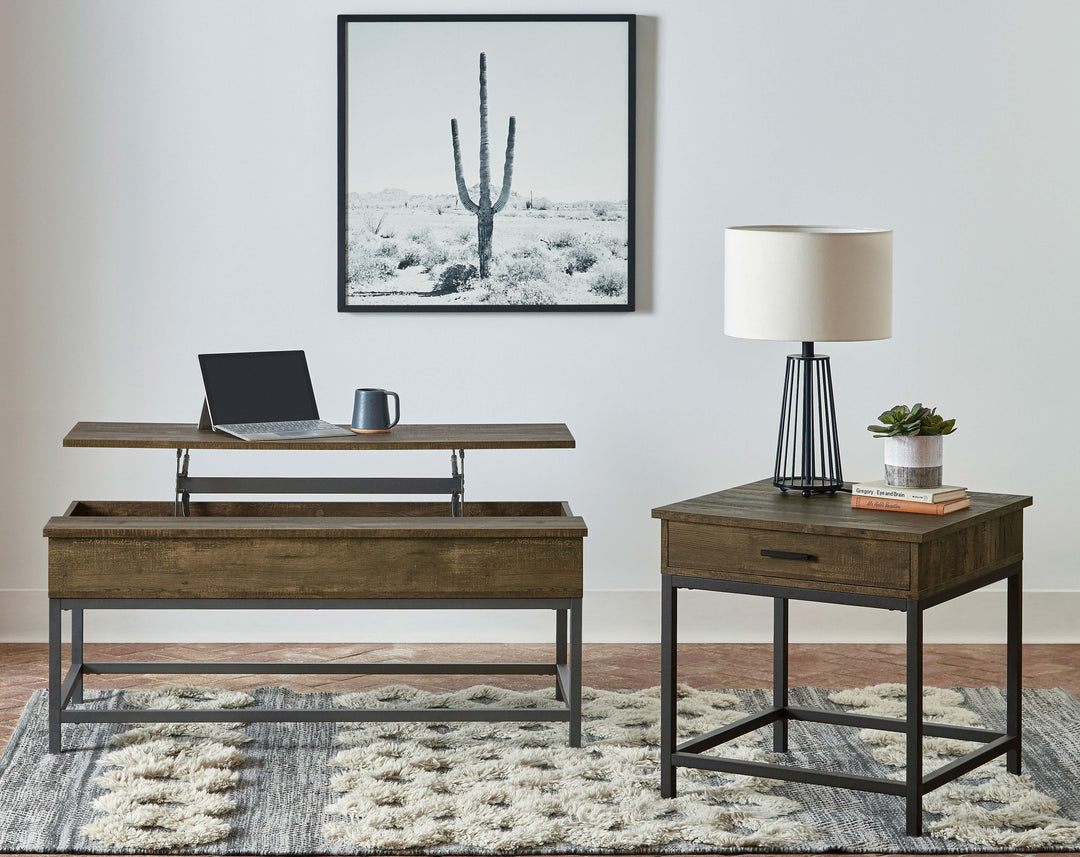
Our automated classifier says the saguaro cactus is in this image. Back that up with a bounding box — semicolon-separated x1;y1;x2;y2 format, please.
451;53;516;279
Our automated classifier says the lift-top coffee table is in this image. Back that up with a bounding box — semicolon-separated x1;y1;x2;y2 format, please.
652;479;1031;836
44;422;587;753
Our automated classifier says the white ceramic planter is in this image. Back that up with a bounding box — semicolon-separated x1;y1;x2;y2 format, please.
884;435;943;488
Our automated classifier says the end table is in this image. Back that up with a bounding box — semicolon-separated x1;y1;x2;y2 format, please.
652;479;1031;836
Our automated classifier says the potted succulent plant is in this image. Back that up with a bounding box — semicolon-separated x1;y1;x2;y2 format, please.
868;403;957;488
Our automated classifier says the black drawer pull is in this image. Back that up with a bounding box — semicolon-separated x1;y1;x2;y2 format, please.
761;549;815;561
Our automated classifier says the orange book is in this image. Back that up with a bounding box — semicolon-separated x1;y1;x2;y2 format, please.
850;495;971;515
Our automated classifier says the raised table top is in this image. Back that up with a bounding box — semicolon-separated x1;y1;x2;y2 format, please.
63;422;575;451
652;479;1032;543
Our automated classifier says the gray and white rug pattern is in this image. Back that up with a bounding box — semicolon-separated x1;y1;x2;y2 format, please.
0;683;1078;853
82;688;254;851
326;685;814;851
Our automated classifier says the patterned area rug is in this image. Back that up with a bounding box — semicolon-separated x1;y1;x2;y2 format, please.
0;683;1079;853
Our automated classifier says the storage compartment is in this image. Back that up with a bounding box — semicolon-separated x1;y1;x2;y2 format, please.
665;520;910;591
46;501;586;599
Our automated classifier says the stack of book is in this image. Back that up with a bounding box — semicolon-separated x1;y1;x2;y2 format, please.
850;480;969;515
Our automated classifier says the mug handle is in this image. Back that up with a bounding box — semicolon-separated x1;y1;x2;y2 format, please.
387;391;400;428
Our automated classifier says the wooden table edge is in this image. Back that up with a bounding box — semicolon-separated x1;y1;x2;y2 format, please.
651;495;1033;543
44;515;589;539
62;422;576;451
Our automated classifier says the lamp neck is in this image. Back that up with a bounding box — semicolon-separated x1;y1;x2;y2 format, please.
801;341;815;360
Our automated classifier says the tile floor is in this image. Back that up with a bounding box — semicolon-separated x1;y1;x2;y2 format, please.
1;642;1076;857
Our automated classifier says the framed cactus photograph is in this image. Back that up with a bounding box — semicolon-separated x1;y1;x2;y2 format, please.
337;14;636;312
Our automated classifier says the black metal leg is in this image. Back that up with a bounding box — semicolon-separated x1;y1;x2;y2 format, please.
774;597;789;752
555;608;567;702
568;598;582;747
48;599;62;754
1007;564;1022;774
661;576;677;797
906;601;924;836
71;607;84;705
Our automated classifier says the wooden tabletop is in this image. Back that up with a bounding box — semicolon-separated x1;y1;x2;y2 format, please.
63;422;576;451
652;479;1032;542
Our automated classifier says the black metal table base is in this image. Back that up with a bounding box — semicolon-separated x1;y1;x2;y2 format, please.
660;564;1022;837
49;596;583;754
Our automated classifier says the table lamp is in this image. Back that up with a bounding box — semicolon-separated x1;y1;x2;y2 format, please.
724;226;893;496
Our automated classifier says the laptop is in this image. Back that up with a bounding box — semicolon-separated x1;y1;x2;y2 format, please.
198;350;355;441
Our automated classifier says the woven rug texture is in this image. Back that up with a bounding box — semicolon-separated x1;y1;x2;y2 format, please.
0;683;1078;853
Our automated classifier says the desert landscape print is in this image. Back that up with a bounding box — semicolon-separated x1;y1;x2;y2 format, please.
339;17;634;310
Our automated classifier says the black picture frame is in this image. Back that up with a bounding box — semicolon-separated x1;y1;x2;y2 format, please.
337;14;636;313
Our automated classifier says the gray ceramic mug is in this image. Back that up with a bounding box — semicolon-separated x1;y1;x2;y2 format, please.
351;388;400;434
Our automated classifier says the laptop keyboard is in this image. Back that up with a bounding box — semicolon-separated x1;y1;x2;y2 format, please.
220;420;340;434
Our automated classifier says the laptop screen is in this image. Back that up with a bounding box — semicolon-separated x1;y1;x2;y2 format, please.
199;351;320;425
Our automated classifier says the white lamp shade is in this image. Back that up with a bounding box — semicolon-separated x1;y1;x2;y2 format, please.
724;226;893;342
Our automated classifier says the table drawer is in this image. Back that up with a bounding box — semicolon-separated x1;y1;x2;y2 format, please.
665;522;910;590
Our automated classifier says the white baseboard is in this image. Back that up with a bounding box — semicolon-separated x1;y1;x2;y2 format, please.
1;588;1076;643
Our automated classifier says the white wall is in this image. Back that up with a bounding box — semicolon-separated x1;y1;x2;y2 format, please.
2;1;1078;644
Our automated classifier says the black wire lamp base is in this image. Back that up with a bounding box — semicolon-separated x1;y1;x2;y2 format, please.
774;342;843;497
